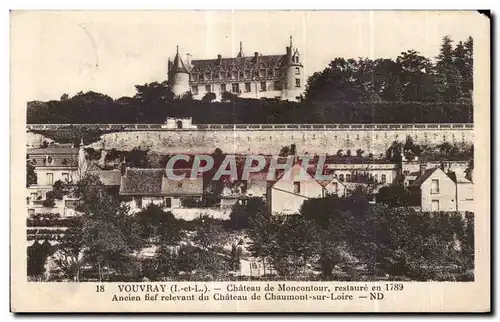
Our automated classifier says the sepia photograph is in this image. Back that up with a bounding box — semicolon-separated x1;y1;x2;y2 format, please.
10;9;490;312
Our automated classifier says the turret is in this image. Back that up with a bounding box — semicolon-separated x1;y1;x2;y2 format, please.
280;36;304;101
237;41;244;58
169;46;190;97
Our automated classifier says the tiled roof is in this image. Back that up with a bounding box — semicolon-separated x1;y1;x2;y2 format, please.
190;55;285;73
447;171;472;184
120;168;164;196
161;177;203;196
409;168;440;187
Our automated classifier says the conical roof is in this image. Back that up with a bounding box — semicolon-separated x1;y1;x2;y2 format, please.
171;46;189;74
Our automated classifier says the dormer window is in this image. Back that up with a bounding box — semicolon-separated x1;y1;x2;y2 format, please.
205;72;211;80
192;73;198;81
244;70;250;78
259;69;266;77
295;67;300;75
232;71;238;79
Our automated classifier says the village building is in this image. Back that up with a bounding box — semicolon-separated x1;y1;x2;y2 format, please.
119;168;204;212
408;167;473;212
26;145;83;217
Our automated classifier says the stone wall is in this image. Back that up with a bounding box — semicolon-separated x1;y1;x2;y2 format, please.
87;124;474;156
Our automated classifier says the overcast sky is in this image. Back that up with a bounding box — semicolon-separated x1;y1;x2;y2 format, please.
11;11;481;102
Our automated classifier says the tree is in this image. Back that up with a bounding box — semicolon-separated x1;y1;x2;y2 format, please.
126;148;149;168
300;195;371;279
376;185;411;208
179;92;193;101
465;159;474;182
27;240;53;280
229;197;266;230
26;160;37;187
279;146;290;157
201;92;216;103
434;36;462;102
386;141;403;162
396;49;437;102
355;149;364;157
221;91;238;102
67;174;143;281
52;216;85;281
135;205;181;245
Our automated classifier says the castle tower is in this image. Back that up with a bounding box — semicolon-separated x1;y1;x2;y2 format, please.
168;46;190;97
280;36;304;101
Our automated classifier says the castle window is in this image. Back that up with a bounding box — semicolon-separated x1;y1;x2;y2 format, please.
213;72;219;80
231;83;240;93
244;70;250;78
46;173;54;185
199;74;204;81
232;71;238;79
226;71;231;78
245;83;251;93
191;85;198;95
381;174;387;184
205;72;211;80
220;84;226;92
260;82;267;91
293;182;301;194
205;84;211;92
295;56;299;63
295;78;301;88
259;69;266;77
346;174;351;182
192;73;198;81
274;68;280;77
274;80;281;90
295;67;300;75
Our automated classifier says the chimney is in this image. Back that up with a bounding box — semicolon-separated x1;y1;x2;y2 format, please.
286;46;291;56
186;53;191;65
217;54;222;65
419;163;426;175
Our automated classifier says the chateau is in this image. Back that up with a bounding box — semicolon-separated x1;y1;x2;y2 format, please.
167;36;305;102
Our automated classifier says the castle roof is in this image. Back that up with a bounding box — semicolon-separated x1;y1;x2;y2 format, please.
170;46;189;74
190;54;285;73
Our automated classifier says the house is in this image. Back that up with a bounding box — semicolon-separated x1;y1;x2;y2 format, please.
408;167;460;212
447;171;475;212
26;146;82;215
119;168;204;212
325;163;398;186
269;163;347;215
161;169;204;208
119;168;166;211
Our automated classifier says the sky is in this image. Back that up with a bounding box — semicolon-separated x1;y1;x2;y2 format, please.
11;10;483;102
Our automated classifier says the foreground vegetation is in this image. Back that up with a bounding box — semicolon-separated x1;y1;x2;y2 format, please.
27;175;474;282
